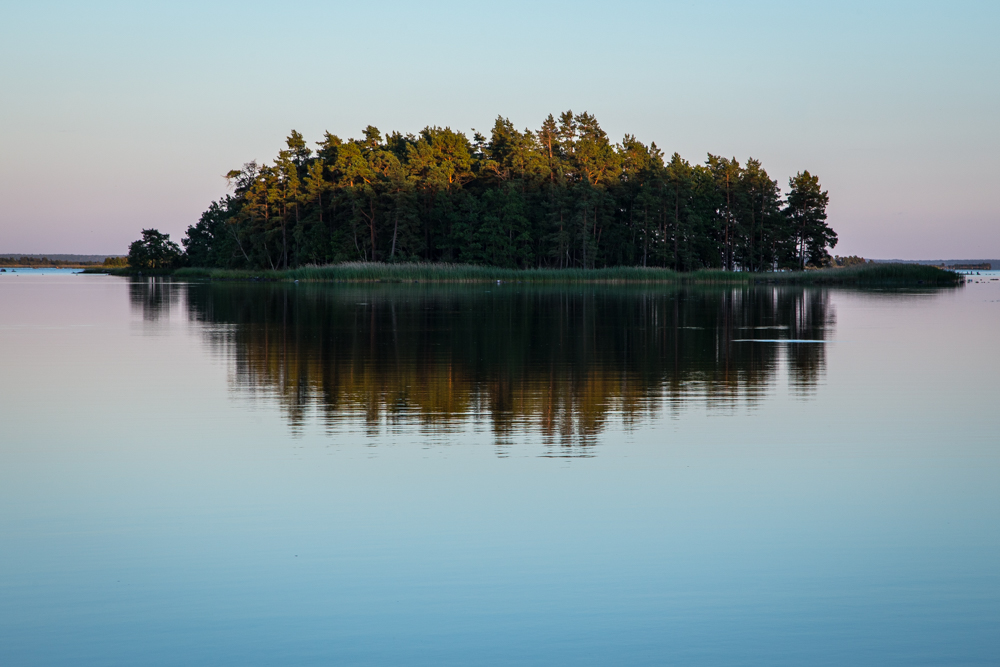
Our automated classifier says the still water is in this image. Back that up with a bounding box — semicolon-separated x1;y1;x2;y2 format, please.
1;273;998;665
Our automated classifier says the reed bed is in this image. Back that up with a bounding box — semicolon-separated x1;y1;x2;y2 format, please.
164;262;961;286
755;263;962;286
174;263;748;284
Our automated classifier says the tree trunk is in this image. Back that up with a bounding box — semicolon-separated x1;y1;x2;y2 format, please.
674;191;680;271
390;208;398;260
369;200;377;262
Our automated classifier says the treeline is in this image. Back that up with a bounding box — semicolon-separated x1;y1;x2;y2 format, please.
180;111;836;272
0;256;101;267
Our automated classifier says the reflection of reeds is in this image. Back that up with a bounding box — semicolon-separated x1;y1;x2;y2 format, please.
183;284;832;447
172;262;960;286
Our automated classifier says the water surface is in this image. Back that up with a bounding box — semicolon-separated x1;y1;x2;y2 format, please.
1;274;998;665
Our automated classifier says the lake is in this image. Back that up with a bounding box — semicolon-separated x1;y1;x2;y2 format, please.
1;271;998;665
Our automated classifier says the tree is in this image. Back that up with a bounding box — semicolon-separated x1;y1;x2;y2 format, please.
662;153;694;270
128;229;182;269
784;171;835;269
738;159;783;272
706;155;742;270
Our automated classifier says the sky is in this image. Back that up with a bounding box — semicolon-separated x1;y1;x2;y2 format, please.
0;0;997;259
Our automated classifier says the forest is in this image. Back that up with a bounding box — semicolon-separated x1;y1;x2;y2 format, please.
178;111;836;272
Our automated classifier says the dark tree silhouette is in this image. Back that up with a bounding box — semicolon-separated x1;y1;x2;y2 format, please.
128;228;182;270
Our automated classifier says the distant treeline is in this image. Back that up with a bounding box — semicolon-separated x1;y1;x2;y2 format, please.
0;256;100;267
0;254;124;264
177;111;836;272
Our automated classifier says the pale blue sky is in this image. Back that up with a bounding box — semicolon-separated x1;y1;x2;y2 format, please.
1;0;997;258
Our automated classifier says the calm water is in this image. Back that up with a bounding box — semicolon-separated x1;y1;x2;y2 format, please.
1;272;998;665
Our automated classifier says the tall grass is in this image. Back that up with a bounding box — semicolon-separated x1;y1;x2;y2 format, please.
755;263;962;286
175;263;714;283
171;262;960;286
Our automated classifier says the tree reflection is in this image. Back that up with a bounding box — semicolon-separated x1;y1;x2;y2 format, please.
128;277;181;321
185;284;832;453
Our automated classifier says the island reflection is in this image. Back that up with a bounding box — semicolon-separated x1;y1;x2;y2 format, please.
130;282;834;452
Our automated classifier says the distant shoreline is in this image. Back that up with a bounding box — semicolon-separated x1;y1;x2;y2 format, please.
0;254;123;269
872;258;997;269
0;254;122;264
0;263;99;269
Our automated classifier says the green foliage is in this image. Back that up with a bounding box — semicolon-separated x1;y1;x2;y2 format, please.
178;112;839;272
128;229;183;270
786;171;835;269
834;255;868;267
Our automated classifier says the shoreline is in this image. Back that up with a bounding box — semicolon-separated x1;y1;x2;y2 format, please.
80;262;963;287
1;264;100;269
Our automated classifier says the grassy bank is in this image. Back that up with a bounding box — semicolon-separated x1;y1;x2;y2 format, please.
174;263;707;283
167;262;961;286
751;262;962;286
